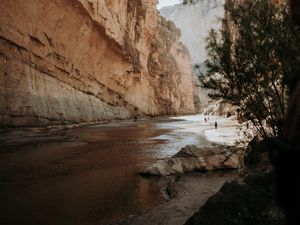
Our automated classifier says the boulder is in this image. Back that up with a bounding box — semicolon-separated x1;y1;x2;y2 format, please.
140;145;245;176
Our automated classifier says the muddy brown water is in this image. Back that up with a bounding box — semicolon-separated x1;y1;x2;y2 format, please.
0;117;213;225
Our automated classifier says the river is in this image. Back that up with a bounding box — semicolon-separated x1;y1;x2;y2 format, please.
0;115;238;225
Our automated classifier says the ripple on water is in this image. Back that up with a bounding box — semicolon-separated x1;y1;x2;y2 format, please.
0;115;236;225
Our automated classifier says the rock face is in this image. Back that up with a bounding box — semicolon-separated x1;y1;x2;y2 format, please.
0;0;196;127
203;99;238;117
141;145;245;176
184;140;286;225
160;0;225;66
160;0;225;111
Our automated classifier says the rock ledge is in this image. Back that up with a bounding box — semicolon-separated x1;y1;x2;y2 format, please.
141;145;245;176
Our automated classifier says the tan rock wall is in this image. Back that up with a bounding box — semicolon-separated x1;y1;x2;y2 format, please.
0;0;196;127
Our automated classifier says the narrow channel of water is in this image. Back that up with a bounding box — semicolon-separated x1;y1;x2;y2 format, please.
0;115;228;225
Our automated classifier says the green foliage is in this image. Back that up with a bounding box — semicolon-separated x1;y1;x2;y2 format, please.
198;0;300;138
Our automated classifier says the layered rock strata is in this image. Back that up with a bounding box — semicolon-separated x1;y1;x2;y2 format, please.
0;0;196;127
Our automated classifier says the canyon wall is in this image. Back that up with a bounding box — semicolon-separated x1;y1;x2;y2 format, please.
0;0;196;127
160;0;225;111
160;0;225;67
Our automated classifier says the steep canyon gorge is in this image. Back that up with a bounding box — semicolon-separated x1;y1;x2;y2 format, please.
0;1;291;225
160;0;224;66
0;0;197;127
160;0;225;111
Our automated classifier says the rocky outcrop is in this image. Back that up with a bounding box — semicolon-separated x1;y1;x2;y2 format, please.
141;145;245;176
184;138;286;225
203;99;238;117
0;0;196;127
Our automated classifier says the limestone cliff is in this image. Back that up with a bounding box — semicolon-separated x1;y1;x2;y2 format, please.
160;0;225;111
160;0;225;67
0;0;196;127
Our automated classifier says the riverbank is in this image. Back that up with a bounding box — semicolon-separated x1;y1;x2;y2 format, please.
0;115;239;225
123;124;284;225
0;114;244;148
140;114;249;176
184;142;285;225
0;114;247;225
115;115;250;225
0;116;171;148
117;171;238;225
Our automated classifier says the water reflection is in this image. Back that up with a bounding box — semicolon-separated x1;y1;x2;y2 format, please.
0;117;210;225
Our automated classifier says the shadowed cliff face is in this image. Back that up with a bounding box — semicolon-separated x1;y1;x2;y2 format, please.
0;0;196;127
148;17;197;115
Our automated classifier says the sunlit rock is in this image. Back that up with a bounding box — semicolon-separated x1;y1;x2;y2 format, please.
141;145;245;176
0;0;197;127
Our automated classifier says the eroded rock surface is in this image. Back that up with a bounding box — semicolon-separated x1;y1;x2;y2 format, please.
184;140;285;225
141;145;245;176
0;0;196;127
